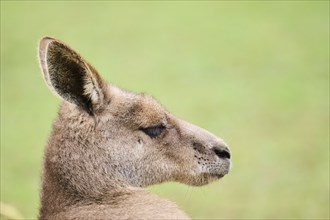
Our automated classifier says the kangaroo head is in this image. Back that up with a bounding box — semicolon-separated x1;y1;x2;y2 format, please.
38;37;231;199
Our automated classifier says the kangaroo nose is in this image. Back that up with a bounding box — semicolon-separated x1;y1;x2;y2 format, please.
212;146;231;159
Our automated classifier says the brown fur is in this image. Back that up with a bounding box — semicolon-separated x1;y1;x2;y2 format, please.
38;37;231;220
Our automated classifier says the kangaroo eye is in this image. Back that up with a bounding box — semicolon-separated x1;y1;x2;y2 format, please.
140;124;166;138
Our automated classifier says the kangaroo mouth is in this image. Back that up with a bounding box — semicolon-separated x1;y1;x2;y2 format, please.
205;162;231;180
208;169;229;179
210;173;225;178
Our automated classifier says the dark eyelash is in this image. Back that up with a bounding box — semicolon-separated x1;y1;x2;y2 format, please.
140;124;166;138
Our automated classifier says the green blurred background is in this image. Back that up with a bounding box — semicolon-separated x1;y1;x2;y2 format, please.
1;1;329;219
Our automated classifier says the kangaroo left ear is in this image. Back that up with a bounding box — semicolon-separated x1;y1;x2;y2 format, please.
38;37;105;115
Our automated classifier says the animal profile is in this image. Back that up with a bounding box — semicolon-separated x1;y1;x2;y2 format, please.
37;37;231;219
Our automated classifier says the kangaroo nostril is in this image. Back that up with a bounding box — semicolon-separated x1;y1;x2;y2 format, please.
212;147;231;159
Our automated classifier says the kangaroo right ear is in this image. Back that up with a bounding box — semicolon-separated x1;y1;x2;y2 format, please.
38;37;105;115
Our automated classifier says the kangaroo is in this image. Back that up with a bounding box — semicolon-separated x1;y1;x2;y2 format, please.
37;37;231;220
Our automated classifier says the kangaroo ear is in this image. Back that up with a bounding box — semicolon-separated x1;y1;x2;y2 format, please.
38;37;104;115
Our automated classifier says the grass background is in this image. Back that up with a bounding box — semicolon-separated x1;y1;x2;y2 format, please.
1;1;329;219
